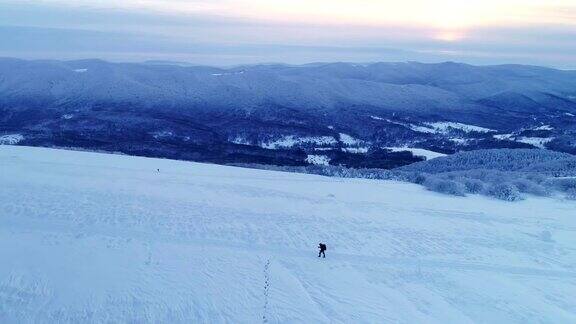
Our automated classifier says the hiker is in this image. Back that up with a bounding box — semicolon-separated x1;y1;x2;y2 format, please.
318;243;327;258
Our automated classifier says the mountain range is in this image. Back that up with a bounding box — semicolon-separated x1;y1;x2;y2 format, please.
1;58;575;167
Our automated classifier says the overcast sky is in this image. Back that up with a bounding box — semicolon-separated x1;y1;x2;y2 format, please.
1;0;575;68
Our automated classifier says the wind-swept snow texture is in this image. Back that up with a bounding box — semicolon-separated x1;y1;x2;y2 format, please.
1;146;576;323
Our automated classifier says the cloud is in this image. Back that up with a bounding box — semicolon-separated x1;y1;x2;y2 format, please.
0;0;575;68
27;0;576;28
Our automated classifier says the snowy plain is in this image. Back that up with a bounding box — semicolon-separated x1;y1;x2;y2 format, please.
1;146;576;323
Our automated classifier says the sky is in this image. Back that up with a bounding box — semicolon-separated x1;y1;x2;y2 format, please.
1;0;575;68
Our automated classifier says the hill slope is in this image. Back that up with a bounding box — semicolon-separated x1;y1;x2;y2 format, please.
1;146;576;323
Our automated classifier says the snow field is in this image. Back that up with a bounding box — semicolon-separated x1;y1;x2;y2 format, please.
385;147;446;160
1;146;576;323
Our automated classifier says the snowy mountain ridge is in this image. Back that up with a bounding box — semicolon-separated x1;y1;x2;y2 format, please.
1;58;576;167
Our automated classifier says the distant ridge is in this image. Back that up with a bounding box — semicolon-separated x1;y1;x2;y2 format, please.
1;58;575;166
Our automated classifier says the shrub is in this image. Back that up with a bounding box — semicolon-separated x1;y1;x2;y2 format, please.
463;179;485;194
525;183;551;197
512;179;550;197
423;177;466;196
393;171;427;184
547;178;576;193
485;183;523;201
524;173;547;184
412;173;428;185
566;188;576;200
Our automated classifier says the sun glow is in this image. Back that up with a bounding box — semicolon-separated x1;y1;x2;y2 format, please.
39;0;576;43
434;30;468;42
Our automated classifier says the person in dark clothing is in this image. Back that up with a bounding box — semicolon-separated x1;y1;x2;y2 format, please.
318;243;327;258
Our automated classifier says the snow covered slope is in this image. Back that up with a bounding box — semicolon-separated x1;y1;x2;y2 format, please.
386;147;446;160
1;146;576;323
